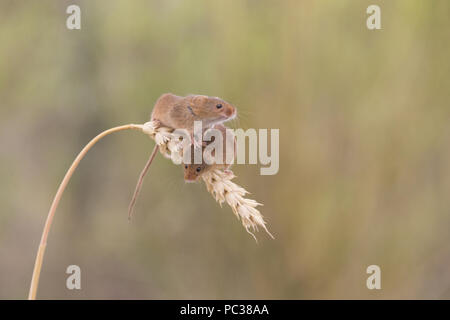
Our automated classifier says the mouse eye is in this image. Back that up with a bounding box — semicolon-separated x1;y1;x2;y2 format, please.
216;104;222;109
184;165;188;169
187;105;196;116
196;166;202;172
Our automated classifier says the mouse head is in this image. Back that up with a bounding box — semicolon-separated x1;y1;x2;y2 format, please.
182;143;210;182
183;163;210;182
188;95;236;125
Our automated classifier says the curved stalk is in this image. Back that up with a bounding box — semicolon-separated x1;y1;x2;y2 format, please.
28;124;145;300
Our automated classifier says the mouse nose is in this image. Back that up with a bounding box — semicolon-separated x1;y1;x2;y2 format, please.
184;178;197;183
224;105;236;118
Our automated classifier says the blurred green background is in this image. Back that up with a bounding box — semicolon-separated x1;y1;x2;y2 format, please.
1;0;450;299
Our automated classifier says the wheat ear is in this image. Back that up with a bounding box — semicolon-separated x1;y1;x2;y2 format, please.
142;121;274;241
201;169;274;242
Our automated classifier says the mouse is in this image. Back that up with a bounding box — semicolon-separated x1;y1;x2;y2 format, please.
183;123;236;183
151;93;236;133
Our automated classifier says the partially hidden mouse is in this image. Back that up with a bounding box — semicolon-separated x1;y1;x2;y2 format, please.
183;123;236;183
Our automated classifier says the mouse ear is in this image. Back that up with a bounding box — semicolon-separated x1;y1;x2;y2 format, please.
193;95;208;104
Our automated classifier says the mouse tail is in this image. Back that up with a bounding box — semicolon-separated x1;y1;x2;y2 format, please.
128;144;159;221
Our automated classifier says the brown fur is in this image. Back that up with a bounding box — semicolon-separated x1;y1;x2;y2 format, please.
151;93;236;132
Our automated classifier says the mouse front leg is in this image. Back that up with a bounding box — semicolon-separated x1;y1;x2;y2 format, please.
191;132;204;149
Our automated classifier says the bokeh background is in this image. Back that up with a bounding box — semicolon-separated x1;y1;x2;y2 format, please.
1;0;450;299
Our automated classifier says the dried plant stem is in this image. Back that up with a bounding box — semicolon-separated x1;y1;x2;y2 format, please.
28;124;144;300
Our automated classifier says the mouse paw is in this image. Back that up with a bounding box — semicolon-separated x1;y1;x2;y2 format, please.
223;169;234;177
194;139;203;149
152;119;162;129
191;133;203;149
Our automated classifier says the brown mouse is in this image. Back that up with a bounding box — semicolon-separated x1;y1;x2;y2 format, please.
183;124;236;182
151;93;236;132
